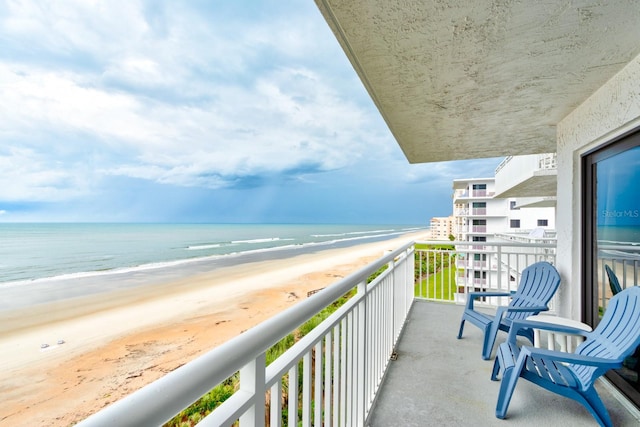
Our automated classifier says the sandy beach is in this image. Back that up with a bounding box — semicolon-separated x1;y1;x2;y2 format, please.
0;231;427;426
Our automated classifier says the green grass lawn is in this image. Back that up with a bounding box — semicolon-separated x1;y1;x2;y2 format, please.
415;265;457;300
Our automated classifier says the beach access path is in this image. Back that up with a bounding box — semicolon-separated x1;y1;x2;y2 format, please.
0;231;429;427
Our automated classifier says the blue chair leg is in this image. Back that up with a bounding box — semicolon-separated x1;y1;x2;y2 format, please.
482;322;498;360
491;357;501;381
580;388;613;427
457;317;466;339
495;354;525;419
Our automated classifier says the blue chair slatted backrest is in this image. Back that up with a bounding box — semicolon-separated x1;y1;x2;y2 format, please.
506;263;561;323
571;286;640;389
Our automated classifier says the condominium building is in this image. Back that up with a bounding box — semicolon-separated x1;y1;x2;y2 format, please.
429;216;454;241
452;175;556;301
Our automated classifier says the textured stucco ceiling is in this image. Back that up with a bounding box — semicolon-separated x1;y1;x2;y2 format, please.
494;174;557;198
314;0;640;163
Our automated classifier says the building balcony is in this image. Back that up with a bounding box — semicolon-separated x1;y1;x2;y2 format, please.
453;191;496;204
77;241;639;427
494;153;558;199
368;301;638;426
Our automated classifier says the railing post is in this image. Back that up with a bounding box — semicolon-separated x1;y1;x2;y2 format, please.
389;256;396;347
356;279;367;426
496;244;503;290
239;353;266;427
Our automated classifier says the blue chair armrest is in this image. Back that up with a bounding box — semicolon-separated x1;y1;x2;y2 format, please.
492;306;549;325
466;291;512;310
509;319;591;337
469;291;512;298
520;346;625;367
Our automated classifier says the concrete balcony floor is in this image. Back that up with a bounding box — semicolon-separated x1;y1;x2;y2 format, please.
368;301;640;426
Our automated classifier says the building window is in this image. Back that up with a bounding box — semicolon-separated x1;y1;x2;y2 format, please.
472;236;486;242
473;271;487;279
510;201;520;210
472;202;486;208
537;219;548;226
510;219;520;228
472;183;487;197
583;129;640;405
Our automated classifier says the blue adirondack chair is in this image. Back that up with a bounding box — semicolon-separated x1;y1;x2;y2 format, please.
457;261;561;360
604;264;622;295
491;286;640;426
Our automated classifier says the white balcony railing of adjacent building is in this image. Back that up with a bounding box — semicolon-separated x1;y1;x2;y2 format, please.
76;238;640;426
453;191;495;199
494;153;557;175
471;208;487;215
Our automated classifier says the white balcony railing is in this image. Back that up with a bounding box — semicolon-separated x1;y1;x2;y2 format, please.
538;152;557;170
79;239;566;426
414;240;557;306
598;244;640;307
78;244;416;427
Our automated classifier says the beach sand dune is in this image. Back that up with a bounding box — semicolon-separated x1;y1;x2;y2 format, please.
0;232;427;426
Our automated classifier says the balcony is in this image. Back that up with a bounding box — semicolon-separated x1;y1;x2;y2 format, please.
494;154;558;199
368;301;638;426
77;241;640;426
453;191;496;203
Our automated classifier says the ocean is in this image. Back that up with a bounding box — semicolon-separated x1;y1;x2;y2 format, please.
597;225;640;260
0;223;422;291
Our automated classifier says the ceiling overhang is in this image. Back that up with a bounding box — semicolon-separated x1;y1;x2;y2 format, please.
515;197;558;209
494;172;557;199
314;0;640;163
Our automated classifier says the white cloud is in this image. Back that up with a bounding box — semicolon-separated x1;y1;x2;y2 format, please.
0;146;93;201
0;0;396;203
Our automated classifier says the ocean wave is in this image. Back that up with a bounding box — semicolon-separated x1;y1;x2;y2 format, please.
231;237;295;244
0;229;412;288
598;239;640;246
186;243;223;250
600;249;640;260
311;228;397;238
0;256;221;288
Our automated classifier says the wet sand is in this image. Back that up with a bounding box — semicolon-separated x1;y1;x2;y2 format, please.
0;231;427;426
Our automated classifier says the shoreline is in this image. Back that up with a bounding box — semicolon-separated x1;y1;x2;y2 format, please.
0;224;423;288
0;228;425;312
0;230;428;426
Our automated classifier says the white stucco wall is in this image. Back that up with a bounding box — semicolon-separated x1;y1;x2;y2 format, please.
556;54;640;319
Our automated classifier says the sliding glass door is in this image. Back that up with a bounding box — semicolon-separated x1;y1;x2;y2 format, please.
583;130;640;404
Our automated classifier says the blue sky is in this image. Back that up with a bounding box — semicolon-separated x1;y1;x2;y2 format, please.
0;0;501;224
597;146;640;226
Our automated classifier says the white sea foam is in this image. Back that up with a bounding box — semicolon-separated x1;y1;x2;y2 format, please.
0;224;426;290
186;244;223;250
600;249;640;260
598;240;640;247
311;228;397;238
232;237;278;244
